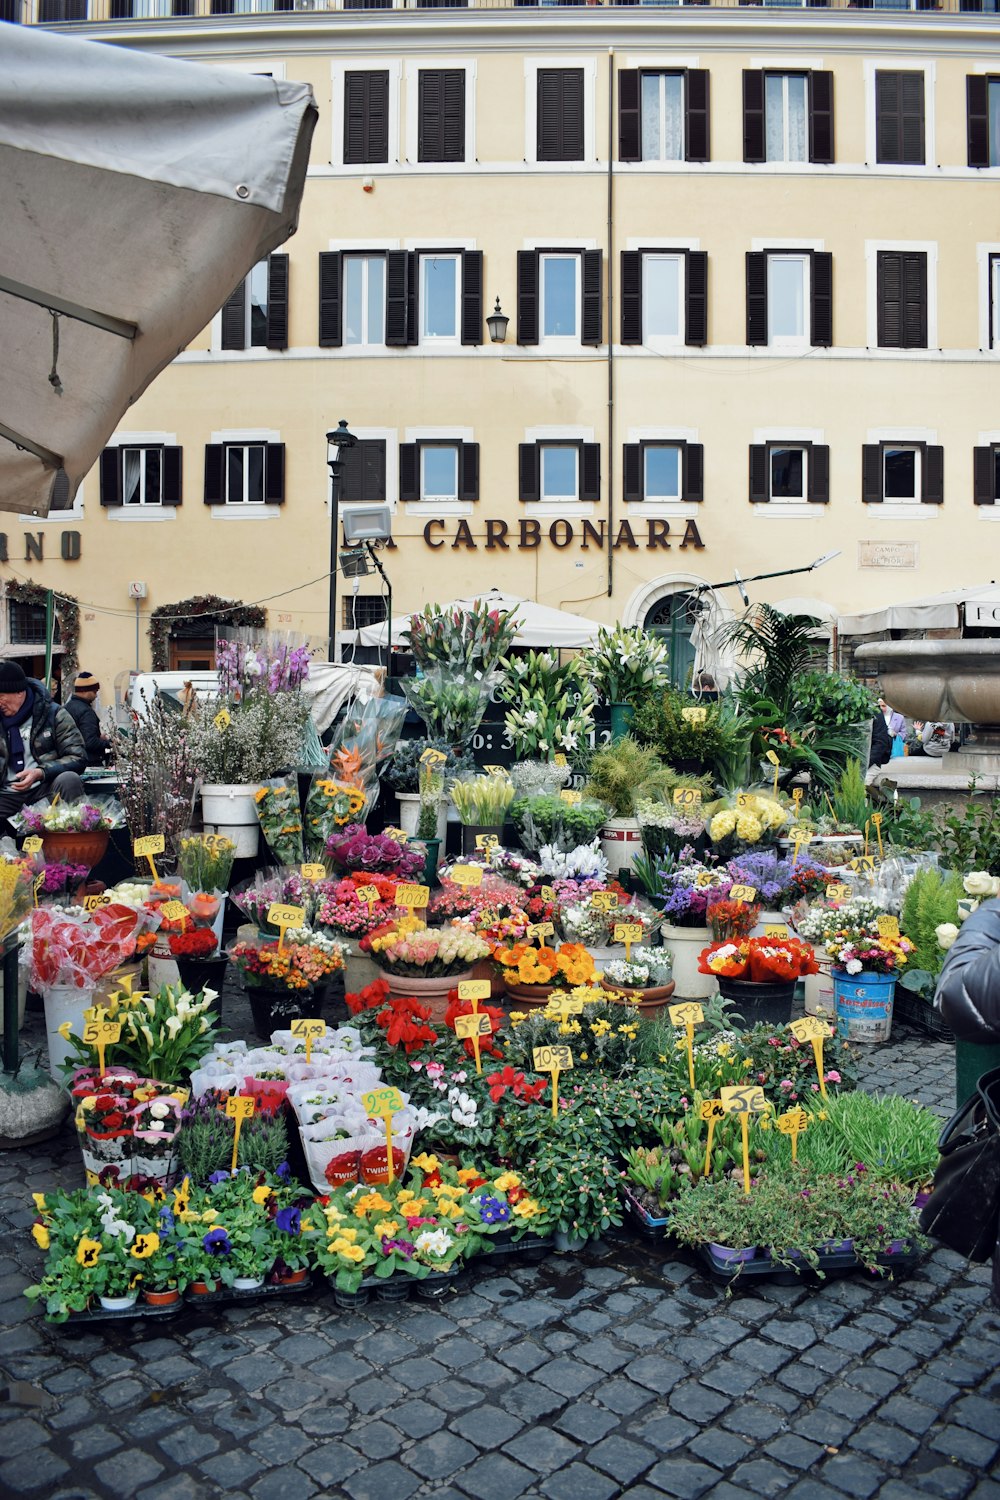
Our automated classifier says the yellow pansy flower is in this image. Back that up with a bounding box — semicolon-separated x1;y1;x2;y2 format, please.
131;1233;160;1259
31;1223;50;1250
252;1185;273;1205
76;1236;102;1268
32;1193;47;1214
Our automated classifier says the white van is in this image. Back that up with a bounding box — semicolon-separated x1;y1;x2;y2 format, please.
113;662;383;733
113;669;219;727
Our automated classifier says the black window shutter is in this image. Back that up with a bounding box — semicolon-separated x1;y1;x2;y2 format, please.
900;72;925;165
519;443;539;503
443;70;465;162
418;70;444;163
743;70;765;164
746;252;768;346
923;445;944;504
204;445;224;505
538;68;584;162
875;71;898;163
517;250;539;345
684;443;704;503
685;251;708;347
878;252;902;347
368;443;387;502
810;252;833;347
385;250;410;346
808;444;830;504
318;252;343;348
749;445;768;503
862;445;883;503
580;444;601;503
345;71;389;166
623;444;642;503
220;280;246;351
581;251;603;346
809;71;834;164
265;254;289;350
459;442;480;502
399;444;419;503
902;253;928;348
461;251;483;346
161;447;183;507
265;444;285;504
685;69;710;162
621;251;642;344
406;251;419;347
100;448;122;507
618;69;641;162
968;75;990;168
344;441;387;504
974;445;995;504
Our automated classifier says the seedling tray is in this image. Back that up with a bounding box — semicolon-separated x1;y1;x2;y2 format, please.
183;1273;316;1307
696;1242;922;1287
621;1188;670;1240
61;1298;184;1325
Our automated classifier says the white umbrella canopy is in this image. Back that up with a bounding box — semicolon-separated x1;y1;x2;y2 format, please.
356;587;604;650
0;25;317;516
838;583;1000;636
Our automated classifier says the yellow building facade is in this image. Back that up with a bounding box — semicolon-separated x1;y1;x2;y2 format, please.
7;0;1000;686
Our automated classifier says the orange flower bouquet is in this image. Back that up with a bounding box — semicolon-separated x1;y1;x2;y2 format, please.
493;941;596;991
697;941;750;979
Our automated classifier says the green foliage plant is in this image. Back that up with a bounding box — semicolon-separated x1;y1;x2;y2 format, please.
498;650;595;760
580;623;670;706
796;672;878;729
178;1092;291;1183
829;759;871;831
900;868;963;975
630;685;725;768
796;1091;941;1188
510;793;607;852
583;736;675;818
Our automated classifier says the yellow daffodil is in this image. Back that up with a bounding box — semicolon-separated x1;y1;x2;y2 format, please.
31;1223;50;1250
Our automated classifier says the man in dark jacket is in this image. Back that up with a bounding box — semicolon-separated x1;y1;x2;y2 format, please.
0;661;87;832
64;671;110;767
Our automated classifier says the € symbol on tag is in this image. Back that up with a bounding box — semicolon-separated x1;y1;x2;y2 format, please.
159;900;189;923
777;1107;810;1135
82;1018;120;1046
765;750;781;766
764;924;790;939
672;787;702;808
457;979;492;1002
214;709;231;732
614;922;644;943
695;871;715;888
528;921;555;944
475;834;499;851
356;885;380;907
290;1016;325;1063
826;882;851;902
729;885;757;905
83;892;111;912
540;886;556;903
450;865;483;887
681;706;707;726
455;1013;492;1040
22;835;43;853
559;789;582;805
419;747;448;766
699;1099;725;1121
225;1096;255;1121
669;1002;704;1027
591;892;619;911
268;901;305;930
552;753;568;767
789;1016;832;1042
721;1085;767;1115
792;787;804;804
394;883;429;910
877;914;900;939
361;1086;403;1119
532;1044;573;1073
300;864;326;882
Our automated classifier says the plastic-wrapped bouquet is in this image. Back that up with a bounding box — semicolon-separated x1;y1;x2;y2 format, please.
177;833;236;896
314;877;400;938
536;840;608;884
325;824;424;881
255;777;304;865
401;664;500;746
659;861;732;928
428;871;525;924
697;936;819;982
27;903;143;991
706;792;789;854
229;937;345;992
636;798;708;862
367;923;489;978
17;798;123;833
304;776;368;853
706;897;759;942
59;981;219;1083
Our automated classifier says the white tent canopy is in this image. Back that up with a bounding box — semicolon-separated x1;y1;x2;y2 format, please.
355;588;603;650
838;583;1000;637
0;26;316;516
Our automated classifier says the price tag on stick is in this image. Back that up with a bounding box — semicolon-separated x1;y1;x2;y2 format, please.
356;885;380;907
729;885;757;906
475;834;499;852
721;1085;768;1194
826;882;852;903
457;979;491;1004
361;1087;404;1182
591;892;619;912
527;921;555;947
532;1044;573;1120
290;1017;325;1064
267;902;306;951
82;1015;121;1076
764;924;790;939
789;1015;833;1098
133;833;165;880
225;1095;255;1173
300;864;326;883
765;748;781;798
871;810;885;862
213;708;231;732
669;1002;704;1092
672;787;702;809
449;865;483;888
419;748;448;767
543;995;584;1034
700;1097;725;1177
559;789;582;806
614;922;643;961
454;1011;492;1074
22;835;42;853
394;884;430;912
777;1107;810;1163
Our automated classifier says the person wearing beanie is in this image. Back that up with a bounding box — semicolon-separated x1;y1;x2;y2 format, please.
0;661;87;833
66;671;110;767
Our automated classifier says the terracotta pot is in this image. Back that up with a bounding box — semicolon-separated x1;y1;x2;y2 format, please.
269;1266;308;1287
599;980;676;1016
41;828;109;872
501;978;556;1010
383;968;473;1024
143;1287;181;1306
189;1279;220;1295
469;955;505;1000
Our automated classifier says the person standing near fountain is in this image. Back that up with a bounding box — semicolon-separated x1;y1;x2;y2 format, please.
920;721;956;758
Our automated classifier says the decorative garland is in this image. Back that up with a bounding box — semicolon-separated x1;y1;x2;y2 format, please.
2;581;80;690
148;595;267;671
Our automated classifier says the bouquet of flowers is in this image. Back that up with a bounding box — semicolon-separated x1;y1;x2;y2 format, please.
59;981;220;1083
314;877;400;938
0;853;36;942
498;650;595;760
255;777;304;865
177;833;236;896
580;623;670;706
367;923;489;978
659;861;732;928
706;898;759;943
402;600;521;672
706;792;789;854
636;799;708;863
401;664;500;747
230;935;346;992
168;927;219;960
697;935;819;981
27;903;143;992
34;861;90;898
325;824;424;881
602;949;673;990
428;871;525;925
17;798;123;833
304;777;368;854
492;941;595;990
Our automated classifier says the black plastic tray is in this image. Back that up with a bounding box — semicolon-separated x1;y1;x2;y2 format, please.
892;986;954;1041
61;1297;184;1325
183;1273;315;1307
696;1242;922;1286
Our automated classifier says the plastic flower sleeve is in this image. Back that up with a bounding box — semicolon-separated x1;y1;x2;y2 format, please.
254;776;305;865
27;903;143;990
0;852;36;943
401;664;501;746
304;776;370;857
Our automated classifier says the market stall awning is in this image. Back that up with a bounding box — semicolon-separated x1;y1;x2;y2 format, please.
0;25;316;516
838;583;1000;636
355;588;603;650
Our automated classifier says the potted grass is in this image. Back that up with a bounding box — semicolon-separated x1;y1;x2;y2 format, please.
583;737;676;877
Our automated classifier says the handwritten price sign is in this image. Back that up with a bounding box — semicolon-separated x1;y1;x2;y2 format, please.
729;885;757;905
559;789;582;805
777;1106;809;1161
225;1094;255;1172
213;708;231;732
670;1002;704;1090
543;995;584;1033
457;979;492;1003
532;1043;573;1119
591;892;620;912
290;1017;325;1063
764;924;790;940
420;747;448;766
877;914;900;939
614;921;643;960
82;1017;121;1075
789;1015;833;1098
159;900;189;923
22;835;43;853
455;1013;492;1039
134;833;165;878
722;1085;768;1194
700;1097;725;1175
394;884;430;910
475;834;499;852
300;864;327;882
673;787;702;809
362;1086;404;1179
356;885;380;907
449;865;483;887
681;707;707;726
82;892;111;912
552;754;568;767
267;902;306;948
826;882;852;903
527;921;555;945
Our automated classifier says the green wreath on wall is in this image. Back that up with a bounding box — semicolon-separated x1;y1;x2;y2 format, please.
3;581;80;691
148;595;267;671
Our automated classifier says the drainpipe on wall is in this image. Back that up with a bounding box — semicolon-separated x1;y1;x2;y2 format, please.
607;47;615;602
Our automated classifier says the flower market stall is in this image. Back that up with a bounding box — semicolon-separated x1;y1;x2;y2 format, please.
10;608;984;1320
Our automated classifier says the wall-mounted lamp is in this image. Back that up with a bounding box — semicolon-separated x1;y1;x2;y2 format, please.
486;296;509;344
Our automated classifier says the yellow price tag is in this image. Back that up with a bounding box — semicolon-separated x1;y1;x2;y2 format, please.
729;885;757;905
267;902;306;930
871;812;883;827
393;883;430;910
559;789;582;805
361;1086;404;1118
721;1085;767;1115
455;1013;492;1040
419;748;448;766
159;900;189;923
792;787;804;805
483;765;506;776
533;1044;573;1072
790;827;813;845
736;793;754;810
695;872;715;888
540;886;556;903
681;707;707;726
764;924;790;939
449;865;484;887
826;883;852;903
543;996;584;1029
789;1017;832;1043
777;1106;810;1160
850;856;877;873
591;892;620;911
475;834;499;851
356;885;380;906
614;923;644;943
528;921;555;944
552;754;568;767
699;1099;725;1121
82;892;111;912
672;787;702;808
457;979;492;1002
877;914;900;939
22;835;43;853
669;1002;705;1027
290;1016;325;1063
82;1018;121;1046
133;834;165;857
225;1096;256;1120
765;750;780;766
300;864;327;882
213;709;231;732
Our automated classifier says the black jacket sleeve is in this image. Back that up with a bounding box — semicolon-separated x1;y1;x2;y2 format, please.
934;898;1000;1043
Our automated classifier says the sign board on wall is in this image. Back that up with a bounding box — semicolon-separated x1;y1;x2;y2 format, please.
858;541;918;569
965;602;1000;626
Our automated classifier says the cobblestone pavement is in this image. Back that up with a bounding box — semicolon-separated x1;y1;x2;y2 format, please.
2;993;999;1500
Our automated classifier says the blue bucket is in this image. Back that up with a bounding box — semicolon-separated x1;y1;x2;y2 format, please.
832;970;895;1043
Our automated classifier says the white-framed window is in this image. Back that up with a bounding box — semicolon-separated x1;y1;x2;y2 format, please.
225;444;268;506
749;432;828;509
644;444;683;501
765;73;808;162
865;62;934;169
641;72;685;161
422;445;459;502
643;254;684;343
421;253;461;341
121;447;164;507
541;445;579;502
331;60;401;171
400;430;477;511
769;444;807;501
883;445;920;503
862;435;942;508
343;255;386;347
541;254;581;340
205;430;285;516
767;253;808;345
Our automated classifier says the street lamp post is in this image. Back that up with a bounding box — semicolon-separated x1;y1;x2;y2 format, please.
326;419;357;661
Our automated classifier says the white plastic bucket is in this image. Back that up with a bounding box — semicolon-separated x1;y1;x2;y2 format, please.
600;819;642;877
804;945;836;1018
201;783;264;859
42;983;96;1083
833;970;895;1043
396;792;448;845
660;924;718;1001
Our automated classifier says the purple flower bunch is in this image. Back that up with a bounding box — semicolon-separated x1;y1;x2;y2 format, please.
325;824;425;879
40;861;89;893
726;850;794;907
477;1196;512;1225
216;637;310;700
659;861;732;926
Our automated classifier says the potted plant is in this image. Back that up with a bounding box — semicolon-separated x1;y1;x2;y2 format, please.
402;599;521;672
509;793;607;856
631;685;726;776
365;920;490;1019
492;939;597;1007
59;979;220;1087
697;935;819;1028
167;925;227;1016
383;739;476;840
581;623;670;741
17;797;122;873
658;859;732;1000
581;737;678;876
601;949;675;1014
412;759;445;880
497;650;595;763
450;773;516;856
229;933;346;1039
893;867;964;1038
177;1091;292;1183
